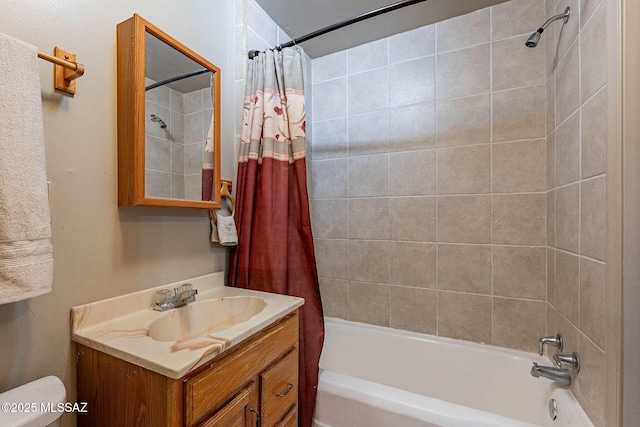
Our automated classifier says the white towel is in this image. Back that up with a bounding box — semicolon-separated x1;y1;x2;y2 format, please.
0;33;53;305
217;216;238;246
210;217;220;243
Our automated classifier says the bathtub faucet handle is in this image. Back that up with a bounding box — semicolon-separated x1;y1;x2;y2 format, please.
538;334;563;356
553;352;580;372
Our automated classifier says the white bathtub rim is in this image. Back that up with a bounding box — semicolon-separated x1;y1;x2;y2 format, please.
323;316;546;364
317;369;556;427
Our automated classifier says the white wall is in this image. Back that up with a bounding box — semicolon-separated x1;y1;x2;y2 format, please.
0;1;235;425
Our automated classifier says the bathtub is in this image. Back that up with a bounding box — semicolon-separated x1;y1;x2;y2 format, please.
313;318;593;427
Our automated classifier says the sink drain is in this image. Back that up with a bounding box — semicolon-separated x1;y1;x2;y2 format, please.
549;398;558;421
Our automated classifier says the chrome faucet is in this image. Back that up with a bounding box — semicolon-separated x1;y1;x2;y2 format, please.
153;285;198;312
538;334;563;356
530;362;572;386
553;352;580;372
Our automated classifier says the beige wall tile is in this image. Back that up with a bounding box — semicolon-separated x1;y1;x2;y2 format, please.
436;94;491;147
348;69;389;115
581;88;607;179
348;198;389;240
492;36;546;91
312;199;348;239
556;110;581;186
389;57;436;107
389;196;436;241
438;244;491;294
581;176;606;261
349;240;389;283
547;131;556;190
576;334;606;427
493;298;546;352
438;292;492;343
547;249;556;306
348;282;389;326
492;139;546;193
555;251;580;324
319;278;348;319
555;40;580;124
554;0;580;62
492;194;546;245
390;287;437;334
312;117;348;160
580;2;606;101
436;44;490;100
556;183;580;253
436;8;489;53
438;195;491;243
315;239;349;280
547;190;556;247
580;258;606;348
312;158;348;199
556;311;580;355
348;154;389;197
347;38;388;74
547;303;558;340
389;150;436;196
492;0;546;41
312;77;347;121
389;25;435;64
493;246;546;300
493;85;546;142
348;110;389;156
437;145;491;194
546;77;556;136
389;102;436;152
390;242;436;288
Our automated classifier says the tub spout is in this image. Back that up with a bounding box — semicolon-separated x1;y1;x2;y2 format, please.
530;362;571;386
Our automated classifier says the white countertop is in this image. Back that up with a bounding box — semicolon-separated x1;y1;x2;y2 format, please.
71;272;304;379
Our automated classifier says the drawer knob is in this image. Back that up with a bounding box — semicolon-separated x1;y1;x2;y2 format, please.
275;382;294;397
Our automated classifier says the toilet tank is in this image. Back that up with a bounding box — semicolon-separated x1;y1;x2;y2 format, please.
0;376;66;427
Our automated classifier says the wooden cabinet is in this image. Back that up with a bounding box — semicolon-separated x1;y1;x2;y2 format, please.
76;310;299;427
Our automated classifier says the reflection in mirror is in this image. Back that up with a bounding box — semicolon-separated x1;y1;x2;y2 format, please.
144;33;215;201
117;14;221;209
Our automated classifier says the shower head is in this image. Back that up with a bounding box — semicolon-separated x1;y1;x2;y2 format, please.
525;7;570;48
525;30;543;48
150;114;167;129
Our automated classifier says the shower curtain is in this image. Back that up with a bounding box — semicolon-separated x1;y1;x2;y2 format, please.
229;47;324;427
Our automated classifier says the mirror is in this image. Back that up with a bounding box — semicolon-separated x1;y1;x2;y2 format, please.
117;14;221;209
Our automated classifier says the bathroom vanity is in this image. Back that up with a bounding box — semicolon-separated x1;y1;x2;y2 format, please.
71;272;303;426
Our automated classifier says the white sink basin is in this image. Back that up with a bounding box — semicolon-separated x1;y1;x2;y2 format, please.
148;296;267;342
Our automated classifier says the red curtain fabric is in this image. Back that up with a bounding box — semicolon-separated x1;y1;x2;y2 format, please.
229;48;324;427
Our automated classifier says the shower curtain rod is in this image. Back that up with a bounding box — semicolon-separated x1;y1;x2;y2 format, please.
145;68;210;91
248;0;429;59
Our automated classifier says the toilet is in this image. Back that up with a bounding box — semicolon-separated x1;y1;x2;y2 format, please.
0;376;66;426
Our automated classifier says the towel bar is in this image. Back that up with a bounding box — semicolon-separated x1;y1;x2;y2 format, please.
37;47;84;95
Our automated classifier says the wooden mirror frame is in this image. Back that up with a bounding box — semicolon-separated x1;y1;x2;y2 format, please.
117;14;221;208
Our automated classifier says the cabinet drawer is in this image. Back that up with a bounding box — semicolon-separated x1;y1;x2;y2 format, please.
275;406;297;427
260;349;298;426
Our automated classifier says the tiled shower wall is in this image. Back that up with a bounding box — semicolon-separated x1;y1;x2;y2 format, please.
145;84;213;199
544;0;607;424
310;0;550;353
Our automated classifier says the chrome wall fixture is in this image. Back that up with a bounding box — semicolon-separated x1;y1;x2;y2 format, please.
525;7;570;48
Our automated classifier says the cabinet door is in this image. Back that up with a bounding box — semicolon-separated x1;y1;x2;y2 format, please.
199;382;259;427
260;349;298;427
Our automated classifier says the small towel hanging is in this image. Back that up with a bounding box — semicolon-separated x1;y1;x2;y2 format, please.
210;180;237;246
